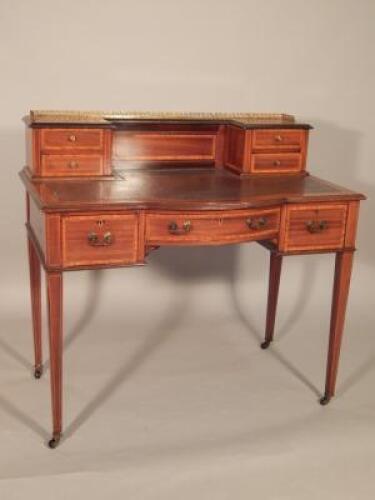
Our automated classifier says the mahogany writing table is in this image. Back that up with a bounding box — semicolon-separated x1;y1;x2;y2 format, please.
20;111;365;448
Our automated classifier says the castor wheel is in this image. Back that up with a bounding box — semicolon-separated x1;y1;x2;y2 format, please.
34;366;43;379
319;395;331;406
260;340;271;350
48;434;61;449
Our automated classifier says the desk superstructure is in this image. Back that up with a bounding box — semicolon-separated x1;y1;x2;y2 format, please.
21;110;365;448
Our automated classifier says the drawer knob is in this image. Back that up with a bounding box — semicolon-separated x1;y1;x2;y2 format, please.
168;220;192;235
87;231;113;246
68;160;78;169
305;220;328;233
273;160;281;166
68;134;77;142
274;135;283;142
246;216;268;230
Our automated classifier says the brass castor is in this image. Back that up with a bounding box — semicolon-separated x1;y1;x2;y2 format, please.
34;366;43;379
48;434;61;449
319;395;331;406
261;340;271;350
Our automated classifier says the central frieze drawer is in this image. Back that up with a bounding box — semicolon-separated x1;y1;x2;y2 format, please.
62;214;138;267
146;208;280;245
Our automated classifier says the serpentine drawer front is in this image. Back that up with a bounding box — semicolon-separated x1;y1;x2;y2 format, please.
62;213;139;267
283;203;348;251
145;208;280;245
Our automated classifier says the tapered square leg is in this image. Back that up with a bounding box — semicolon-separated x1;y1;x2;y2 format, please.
46;271;63;448
27;237;43;379
261;252;283;349
320;251;354;405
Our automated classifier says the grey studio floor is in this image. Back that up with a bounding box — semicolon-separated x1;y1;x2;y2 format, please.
0;243;374;499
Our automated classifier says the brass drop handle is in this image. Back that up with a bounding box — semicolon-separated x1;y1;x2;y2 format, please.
246;216;268;230
305;220;328;233
103;232;113;244
87;232;98;244
274;135;283;142
68;134;77;142
87;231;114;246
68;160;78;169
273;160;281;166
168;220;192;235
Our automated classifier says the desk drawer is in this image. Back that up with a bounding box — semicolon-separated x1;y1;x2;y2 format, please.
62;214;138;267
253;129;304;150
41;155;103;176
251;153;303;173
146;208;280;245
283;203;347;251
40;128;105;151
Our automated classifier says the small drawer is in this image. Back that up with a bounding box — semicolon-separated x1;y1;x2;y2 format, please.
62;214;139;267
146;208;280;245
283;203;347;251
40;128;104;151
41;155;103;176
253;129;304;150
251;153;303;173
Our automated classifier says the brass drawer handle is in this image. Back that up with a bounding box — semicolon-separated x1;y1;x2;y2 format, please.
68;134;77;142
168;220;192;235
246;216;268;230
87;231;113;246
68;160;78;169
274;135;283;142
103;232;113;244
305;220;328;233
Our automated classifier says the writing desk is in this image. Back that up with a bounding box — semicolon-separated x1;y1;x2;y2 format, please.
20;111;365;448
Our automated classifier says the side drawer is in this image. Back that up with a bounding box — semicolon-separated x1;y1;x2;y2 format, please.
283;203;347;251
62;214;139;267
251;153;303;174
41;155;103;176
40;128;105;152
146;208;280;245
253;129;305;150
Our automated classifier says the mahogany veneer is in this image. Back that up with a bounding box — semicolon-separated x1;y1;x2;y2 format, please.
40;128;105;150
30;127;112;176
145;207;280;246
62;213;139;267
113;131;217;163
252;128;305;149
224;126;309;175
20;110;365;449
282;203;347;251
251;153;303;174
41;154;104;176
